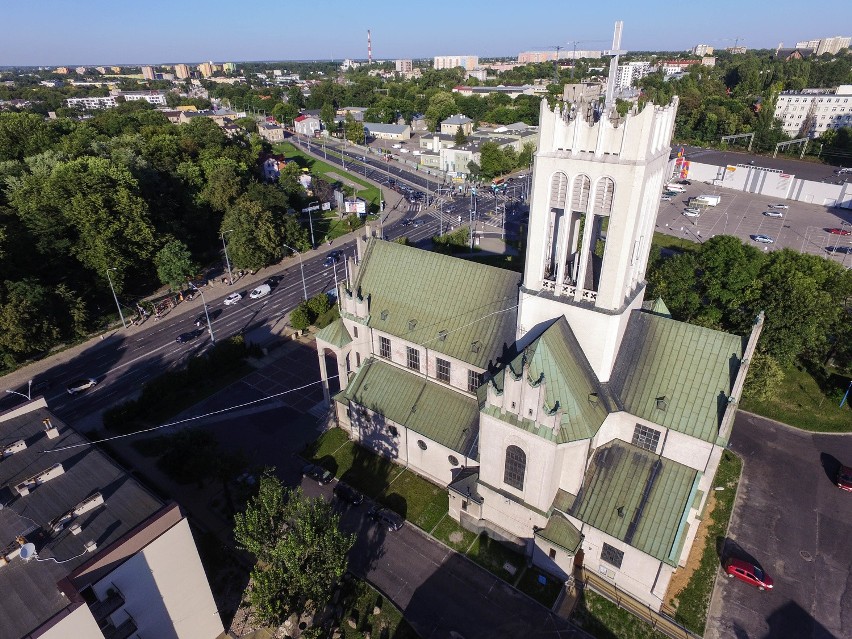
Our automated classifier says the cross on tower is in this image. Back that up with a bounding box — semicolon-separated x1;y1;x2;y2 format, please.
603;20;626;112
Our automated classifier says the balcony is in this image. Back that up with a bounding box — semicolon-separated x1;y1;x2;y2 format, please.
102;617;137;639
88;590;124;622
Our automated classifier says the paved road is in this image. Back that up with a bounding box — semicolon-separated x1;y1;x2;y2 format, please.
705;412;852;639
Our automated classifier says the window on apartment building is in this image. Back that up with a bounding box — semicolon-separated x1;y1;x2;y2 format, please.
632;424;661;452
436;358;451;383
467;370;483;393
601;543;624;569
462;500;468;511
504;445;526;490
379;336;391;359
406;346;420;371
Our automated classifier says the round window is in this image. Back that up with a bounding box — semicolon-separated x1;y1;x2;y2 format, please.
448;455;459;466
417;440;427;450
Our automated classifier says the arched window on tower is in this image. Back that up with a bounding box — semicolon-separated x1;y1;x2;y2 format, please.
544;173;569;282
562;175;591;288
503;445;526;490
578;177;616;294
593;177;615;215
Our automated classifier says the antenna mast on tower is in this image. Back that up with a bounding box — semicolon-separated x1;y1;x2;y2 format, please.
367;30;372;65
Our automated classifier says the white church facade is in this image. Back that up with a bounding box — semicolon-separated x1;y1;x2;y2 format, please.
315;80;762;610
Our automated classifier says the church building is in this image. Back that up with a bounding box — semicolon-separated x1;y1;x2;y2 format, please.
315;57;761;609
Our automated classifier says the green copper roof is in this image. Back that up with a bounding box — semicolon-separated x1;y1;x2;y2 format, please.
611;311;744;443
352;239;520;369
647;297;672;318
536;511;582;553
316;318;352;348
570;440;699;566
342;358;479;454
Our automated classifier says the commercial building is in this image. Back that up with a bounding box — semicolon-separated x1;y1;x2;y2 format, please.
0;399;223;639
774;84;852;137
395;59;413;73
174;63;191;79
363;122;411;141
434;55;479;71
794;35;851;55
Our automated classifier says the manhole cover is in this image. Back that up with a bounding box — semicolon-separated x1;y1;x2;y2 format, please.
800;550;813;561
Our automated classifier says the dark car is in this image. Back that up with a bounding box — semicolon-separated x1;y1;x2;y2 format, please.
333;483;364;505
400;219;412;226
302;463;332;485
176;329;202;344
677;179;692;185
413;219;425;227
367;506;404;531
724;558;773;590
324;251;342;267
836;465;852;492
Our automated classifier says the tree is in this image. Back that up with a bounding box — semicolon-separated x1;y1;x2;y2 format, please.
234;473;354;625
742;351;785;402
454;127;468;145
646;251;701;321
478;141;504;179
424;91;458;131
154;239;197;290
0;279;61;364
344;114;365;144
221;197;285;270
320;103;336;133
290;303;311;331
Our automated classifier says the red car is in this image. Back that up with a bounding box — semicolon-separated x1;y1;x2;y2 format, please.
836;465;852;492
826;228;851;236
724;558;773;590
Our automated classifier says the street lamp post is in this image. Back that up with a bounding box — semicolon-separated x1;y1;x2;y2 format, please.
106;268;128;329
306;202;319;248
282;243;308;301
189;283;215;344
221;229;234;285
5;380;32;401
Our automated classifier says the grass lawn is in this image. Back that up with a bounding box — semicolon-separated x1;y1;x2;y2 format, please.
431;516;477;552
651;231;697;253
338;578;419;639
741;363;851;432
573;590;668;639
467;533;525;583
515;566;563;608
380;470;447;531
669;449;743;634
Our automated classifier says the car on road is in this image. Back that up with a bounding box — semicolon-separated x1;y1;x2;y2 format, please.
836;465;852;491
66;378;98;395
752;234;775;244
413;219;425;227
677;179;692;185
763;210;784;218
249;284;271;299
826;228;851;236
176;329;202;344
334;483;364;505
723;558;773;590
367;506;404;531
661;195;673;202
683;207;701;217
224;292;243;305
302;463;332;485
400;219;412;226
324;251;341;267
768;204;789;210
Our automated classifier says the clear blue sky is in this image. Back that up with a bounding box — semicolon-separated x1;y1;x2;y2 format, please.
2;0;848;66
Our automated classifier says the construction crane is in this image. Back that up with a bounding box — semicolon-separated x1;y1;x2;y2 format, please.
564;39;609;79
552;45;562;84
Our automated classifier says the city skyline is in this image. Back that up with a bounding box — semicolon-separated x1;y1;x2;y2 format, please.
2;0;849;67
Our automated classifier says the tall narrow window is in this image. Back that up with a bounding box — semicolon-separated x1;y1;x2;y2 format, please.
467;370;483;392
406;346;420;371
504;445;526;490
379;336;391;359
436;358;451;383
355;352;361;367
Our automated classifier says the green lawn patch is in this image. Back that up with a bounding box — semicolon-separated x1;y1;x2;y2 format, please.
380;470;447;531
467;533;525;583
304;425;350;458
431;516;477;552
741;363;851;432
669;449;742;634
337;577;419;639
573;590;668;639
651;231;698;253
515;566;562;608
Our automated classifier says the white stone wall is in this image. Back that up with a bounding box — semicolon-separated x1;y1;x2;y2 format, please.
478;482;548;539
38;604;104;639
532;536;575;581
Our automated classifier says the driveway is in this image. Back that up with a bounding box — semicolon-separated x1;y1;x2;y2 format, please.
706;412;852;639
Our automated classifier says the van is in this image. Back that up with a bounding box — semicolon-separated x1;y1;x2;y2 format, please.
666;184;686;193
249;284;271;299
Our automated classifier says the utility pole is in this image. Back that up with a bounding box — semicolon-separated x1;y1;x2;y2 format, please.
221;229;234;285
106;268;127;329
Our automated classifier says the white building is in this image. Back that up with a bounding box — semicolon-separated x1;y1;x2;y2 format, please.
65;90;167;110
774;84;852;137
615;61;651;90
316;60;760;610
0;399;222;639
434;55;479;71
794;35;851;55
395;59;413;73
691;44;714;56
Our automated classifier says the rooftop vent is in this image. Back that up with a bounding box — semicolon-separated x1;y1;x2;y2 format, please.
2;440;27;458
588;393;599;405
408;319;417;331
655;396;668;411
43;418;59;440
470;341;481;354
84;540;98;553
438;330;448;342
380;309;389;321
15;463;65;496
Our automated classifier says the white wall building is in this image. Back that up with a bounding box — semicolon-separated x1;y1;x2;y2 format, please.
395;59;413;73
65;90;167;110
794;35;851;55
774;84;852;137
615;61;651;90
434;55;479;71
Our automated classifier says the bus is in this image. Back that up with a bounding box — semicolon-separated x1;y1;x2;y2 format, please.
491;177;506;192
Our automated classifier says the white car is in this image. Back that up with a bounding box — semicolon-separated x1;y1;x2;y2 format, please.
753;234;775;244
67;378;98;395
249;284;271;299
399;148;410;154
683;207;701;217
768;204;789;210
661;195;673;202
763;210;783;218
224;292;243;305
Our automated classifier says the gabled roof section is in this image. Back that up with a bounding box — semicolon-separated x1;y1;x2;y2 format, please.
341;358;479;454
610;311;744;443
570;440;698;566
316;318;352;348
536;511;582;553
643;297;671;318
354;239;520;368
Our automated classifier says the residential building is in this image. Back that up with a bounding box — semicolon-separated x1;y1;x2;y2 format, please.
795;35;851;55
338;106;367;122
691;44;714;56
563;83;605;103
434;55;479;71
659;60;700;76
198;61;215;78
615;61;652;90
340;59;362;71
395;59;413;73
363;122;411;141
75;67;87;75
54;67;69;74
95;67;108;74
65;90;167;110
223;62;237;74
0;398;223;639
294;113;321;137
774;48;815;61
141;65;155;80
466;68;488;82
110;66;122;73
175;63;191;79
410;113;428;132
774;84;852;137
440;114;474;137
726;46;747;54
518;50;602;63
116;90;167;105
452;85;545;99
316;74;759;611
257;121;286;143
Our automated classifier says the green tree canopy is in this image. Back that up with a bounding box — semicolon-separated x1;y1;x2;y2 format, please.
154;239;197;290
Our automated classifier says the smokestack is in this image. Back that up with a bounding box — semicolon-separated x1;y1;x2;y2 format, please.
368;29;372;65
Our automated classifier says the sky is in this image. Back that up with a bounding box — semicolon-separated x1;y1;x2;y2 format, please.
2;0;849;66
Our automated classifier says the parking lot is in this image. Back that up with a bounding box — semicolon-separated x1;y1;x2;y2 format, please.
655;181;852;265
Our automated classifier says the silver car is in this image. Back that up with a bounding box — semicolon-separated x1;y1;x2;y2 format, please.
67;378;98;395
752;234;774;244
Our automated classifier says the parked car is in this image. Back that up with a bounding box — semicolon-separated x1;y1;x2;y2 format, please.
768;204;789;209
663;190;679;197
836;465;852;492
683;207;701;217
224;292;243;305
367;506;404;531
723;558;773;590
66;378;98;395
302;463;332;485
249;284;271;299
677;179;692;185
752;234;775;244
176;329;202;344
763;210;784;218
334;483;364;505
826;228;851;236
661;195;673;202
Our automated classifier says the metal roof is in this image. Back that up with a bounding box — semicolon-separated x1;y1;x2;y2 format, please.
442;114;473;124
341;358;479;454
363;122;410;134
536;511;582;553
352;239;520;369
610;311;744;443
316;318;352;348
570;440;698;565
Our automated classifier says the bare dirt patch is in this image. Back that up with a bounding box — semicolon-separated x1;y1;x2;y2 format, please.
666;491;719;607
